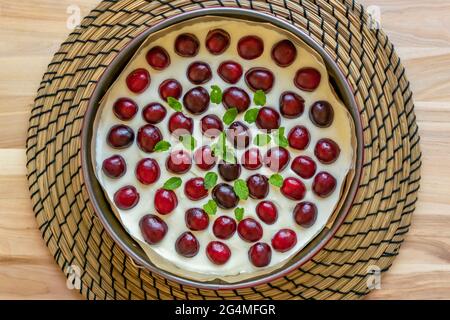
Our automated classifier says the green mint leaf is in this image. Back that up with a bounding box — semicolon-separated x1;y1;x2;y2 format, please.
163;177;182;190
244;108;259;124
210;85;222;104
234;207;244;221
167;97;182;111
253;89;266;106
269;174;284;188
203;199;218;216
204;172;218;190
153;140;171;152
179;134;196;151
273;127;288;147
233;179;249;200
254;133;271;146
222;107;238;125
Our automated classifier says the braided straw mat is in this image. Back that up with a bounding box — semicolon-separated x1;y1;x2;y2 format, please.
25;0;421;300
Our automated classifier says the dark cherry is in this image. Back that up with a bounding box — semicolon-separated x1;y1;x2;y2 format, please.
159;79;183;101
256;201;278;225
142;102;167;124
113;98;138;121
102;155;126;178
184;177;208;201
168;112;194;136
271;39;297;67
185;208;209;231
315;138;340;164
175;232;199;258
126;68;150;93
218;61;243;84
256;107;281;131
310;101;334;127
213;215;237;240
200;114;223;138
287;125;310;150
135;158;160;185
137;124;162;153
222;87;250;113
264;147;290;172
107;124;134;149
226;121;251;149
248;242;272;267
294;202;317;228
154;188;178;215
183;86;210;115
272;229;297;252
247;174;269;199
146;46;170;70
212;183;239;209
114;185;139;210
206;29;230;55
194;145;217;170
187;61;212;85
218;161;241;181
281;177;306;201
166;149;192;174
238;218;263;243
279;92;304;119
237;35;264;60
291;156;316;179
174;33;199;57
206;241;231;265
294;67;321;92
140;214;168;245
241;148;262;170
312;172;336;197
245;68;274;93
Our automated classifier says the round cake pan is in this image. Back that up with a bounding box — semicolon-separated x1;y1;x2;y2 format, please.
81;7;364;291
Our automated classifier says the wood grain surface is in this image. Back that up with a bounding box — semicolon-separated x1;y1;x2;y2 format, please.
0;0;449;300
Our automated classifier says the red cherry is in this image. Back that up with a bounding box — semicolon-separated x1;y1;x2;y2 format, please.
271;39;297;67
227;121;251;149
315;138;340;164
272;229;297;252
113;185;139;210
310;101;334;127
213;216;237;240
185;208;209;231
206;29;230;54
218;161;241;182
137;124;162;153
248;242;272;267
154;188;178;214
237;35;264;60
256;107;281;131
218;61;243;84
238;218;263;243
312;172;336;197
168;112;193;137
294;202;317;228
294;67;321;92
166;149;192;174
113;98;138;121
245;68;274;93
291;156;317;179
206;241;231;265
159;79;182;101
142;102;167;124
174;33;199;57
256;201;278;225
107;124;134;149
102;155;126;178
175;232;199;258
288;126;310;150
187;61;212;85
281;177;306;200
184;177;208;201
200;114;223;138
241;148;262;170
140;214;168;245
146;46;170;70
212;183;239;209
279;92;304;119
222;87;250;113
264;147;290;172
247;174;269;199
194;145;217;170
183;86;210;115
126;68;150;93
135;158;160;185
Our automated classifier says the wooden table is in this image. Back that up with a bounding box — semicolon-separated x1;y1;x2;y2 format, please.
0;0;449;300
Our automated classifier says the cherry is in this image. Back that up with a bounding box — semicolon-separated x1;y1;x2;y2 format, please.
310;101;334;127
237;35;264;60
174;33;199;57
241;148;262;170
168;112;193;136
287;126;310;150
140;214;168;245
184;177;208;201
218;61;243;84
212;183;239;209
294;67;321;92
264;147;290;172
271;39;297;67
187;61;212;84
206;241;231;265
281;177;306;201
135;158;160;185
256;107;281;131
272;229;297;252
154;188;178;214
146;46;170;70
256;201;278;224
227;121;251;149
315;138;340;164
206;29;230;54
113;185;139;210
248;242;272;267
113;98;138;121
185;208;209;231
175;232;199;258
312;172;336;197
126;68;150;93
247;174;269;199
194;145;217;170
166;149;192;174
107;124;134;149
183;86;210;115
245;68;274;93
279;92;304;119
102;155;126;178
291;156;316;179
159;79;182;101
222;87;250;113
213;215;237;240
142;102;166;124
200;114;223;138
137;124;162;153
218;161;241;181
294;202;317;228
238;218;263;242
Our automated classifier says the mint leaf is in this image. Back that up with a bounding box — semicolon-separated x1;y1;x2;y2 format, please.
153;140;171;152
234;207;244;221
203;199;217;216
244;108;259;124
211;132;236;164
167;97;182;112
163;177;182;190
269;174;284;188
253;89;266;106
223;107;238;125
233;179;249;200
210;85;222;104
254;133;271;146
204;172;218;190
179;134;196;151
273;127;288;147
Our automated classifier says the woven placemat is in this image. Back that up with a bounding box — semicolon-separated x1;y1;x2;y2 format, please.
26;0;421;300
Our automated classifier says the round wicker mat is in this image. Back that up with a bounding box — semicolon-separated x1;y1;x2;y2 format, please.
26;0;421;300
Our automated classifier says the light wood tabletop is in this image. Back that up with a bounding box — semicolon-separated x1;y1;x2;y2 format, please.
0;0;449;300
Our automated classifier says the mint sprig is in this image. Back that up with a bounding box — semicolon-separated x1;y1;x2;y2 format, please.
253;89;266;106
163;177;182;190
179;134;196;151
223;107;238;125
244;108;259;124
273;127;288;148
233;179;249;200
254;133;271;146
269;174;284;188
167;97;182;112
153;140;171;152
204;172;218;190
210;85;222;104
203;199;218;216
234;207;244;221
